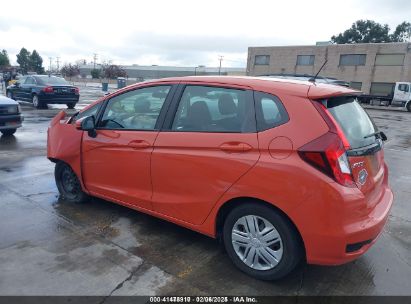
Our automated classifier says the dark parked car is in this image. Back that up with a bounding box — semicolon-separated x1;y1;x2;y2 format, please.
6;75;80;109
0;95;23;136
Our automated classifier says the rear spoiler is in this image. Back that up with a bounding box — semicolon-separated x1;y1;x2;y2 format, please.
307;83;362;100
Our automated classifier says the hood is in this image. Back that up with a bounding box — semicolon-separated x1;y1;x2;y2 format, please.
0;95;19;105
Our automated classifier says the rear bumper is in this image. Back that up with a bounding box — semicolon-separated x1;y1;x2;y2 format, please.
0;114;23;130
304;186;393;265
39;94;79;104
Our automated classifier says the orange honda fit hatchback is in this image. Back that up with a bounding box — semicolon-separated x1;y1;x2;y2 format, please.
47;76;393;280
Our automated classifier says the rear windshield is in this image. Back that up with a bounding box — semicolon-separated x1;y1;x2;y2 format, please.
35;76;68;85
324;96;377;149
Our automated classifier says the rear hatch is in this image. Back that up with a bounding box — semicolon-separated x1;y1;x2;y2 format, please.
323;96;386;205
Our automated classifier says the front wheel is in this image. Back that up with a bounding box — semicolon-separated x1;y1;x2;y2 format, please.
1;129;16;136
55;162;88;203
407;102;411;112
223;203;303;280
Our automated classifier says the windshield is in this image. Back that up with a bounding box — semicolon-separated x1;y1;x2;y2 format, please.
325;96;377;149
35;76;68;86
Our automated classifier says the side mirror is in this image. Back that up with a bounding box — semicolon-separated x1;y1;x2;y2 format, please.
380;131;387;141
75;115;97;137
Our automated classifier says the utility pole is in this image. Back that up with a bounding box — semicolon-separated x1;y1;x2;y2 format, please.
56;57;60;72
93;53;98;70
218;55;224;75
48;57;53;74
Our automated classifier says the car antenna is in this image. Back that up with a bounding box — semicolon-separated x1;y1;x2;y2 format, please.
309;60;328;83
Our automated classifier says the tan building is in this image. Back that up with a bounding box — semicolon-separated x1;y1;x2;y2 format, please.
247;42;411;95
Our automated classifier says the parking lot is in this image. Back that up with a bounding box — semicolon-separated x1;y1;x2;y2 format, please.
0;86;410;297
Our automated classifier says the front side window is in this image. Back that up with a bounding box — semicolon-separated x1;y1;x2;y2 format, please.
99;86;171;130
254;92;289;131
25;77;35;85
172;86;255;133
398;84;409;92
297;55;315;66
255;55;270;65
72;102;102;123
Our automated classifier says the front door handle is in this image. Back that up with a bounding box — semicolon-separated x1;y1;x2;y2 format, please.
219;142;252;153
128;140;151;149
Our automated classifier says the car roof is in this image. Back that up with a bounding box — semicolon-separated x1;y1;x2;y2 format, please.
130;76;359;100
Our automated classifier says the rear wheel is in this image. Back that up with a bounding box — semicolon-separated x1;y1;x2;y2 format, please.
223;203;303;280
55;162;88;203
32;94;43;109
1;129;16;136
407;102;411;112
66;103;76;109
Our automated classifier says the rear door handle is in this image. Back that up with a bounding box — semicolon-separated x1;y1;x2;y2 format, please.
128;140;151;149
219;142;252;153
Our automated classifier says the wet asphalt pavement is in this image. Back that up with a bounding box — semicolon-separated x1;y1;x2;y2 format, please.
0;86;410;296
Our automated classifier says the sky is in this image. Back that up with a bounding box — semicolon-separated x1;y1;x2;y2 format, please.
1;0;411;69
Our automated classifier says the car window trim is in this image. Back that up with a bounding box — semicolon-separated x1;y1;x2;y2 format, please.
161;83;257;133
94;83;178;132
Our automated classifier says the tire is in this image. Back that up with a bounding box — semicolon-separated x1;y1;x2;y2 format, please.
6;91;15;100
66;103;76;109
407;102;411;112
1;129;16;136
32;94;43;109
55;162;88;203
223;203;303;280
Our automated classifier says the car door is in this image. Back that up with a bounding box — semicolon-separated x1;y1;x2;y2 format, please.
13;76;26;100
393;82;409;103
151;84;260;225
81;84;176;210
20;76;35;101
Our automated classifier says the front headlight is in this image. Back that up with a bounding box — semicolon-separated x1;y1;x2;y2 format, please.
7;105;18;114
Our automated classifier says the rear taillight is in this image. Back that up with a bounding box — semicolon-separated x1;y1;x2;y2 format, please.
43;86;54;93
74;87;79;94
298;132;355;187
310;101;350;149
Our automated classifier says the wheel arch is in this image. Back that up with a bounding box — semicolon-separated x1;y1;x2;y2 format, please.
215;196;306;255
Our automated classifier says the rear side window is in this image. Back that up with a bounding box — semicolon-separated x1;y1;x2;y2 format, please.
254;91;289;131
324;96;377;149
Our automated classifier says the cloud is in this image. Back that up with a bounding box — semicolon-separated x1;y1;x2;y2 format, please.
1;0;411;68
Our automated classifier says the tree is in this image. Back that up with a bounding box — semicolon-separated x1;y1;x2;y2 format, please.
391;22;411;42
16;48;31;74
61;63;80;80
90;68;101;79
29;50;44;74
102;65;127;79
331;20;411;44
0;49;10;68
